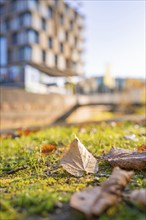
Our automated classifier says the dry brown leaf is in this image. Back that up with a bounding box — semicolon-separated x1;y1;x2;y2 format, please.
70;187;101;215
137;145;146;152
103;147;146;170
41;144;57;155
128;188;146;206
16;128;39;136
70;167;134;216
0;133;21;140
60;137;98;177
0;134;12;140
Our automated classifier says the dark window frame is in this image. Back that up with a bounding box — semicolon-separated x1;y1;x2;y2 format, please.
70;20;73;29
0;4;5;15
48;6;53;18
55;54;58;67
11;0;18;11
19;12;32;26
65;31;68;41
60;14;64;25
75;36;78;47
48;37;53;49
60;42;64;53
42;50;46;63
12;32;18;44
19;46;32;61
8;49;12;63
5;18;10;30
41;18;46;30
26;29;39;44
66;59;70;69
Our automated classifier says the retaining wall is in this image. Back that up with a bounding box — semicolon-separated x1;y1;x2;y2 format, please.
0;87;76;129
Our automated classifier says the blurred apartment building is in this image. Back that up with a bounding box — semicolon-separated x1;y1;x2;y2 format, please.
0;0;84;93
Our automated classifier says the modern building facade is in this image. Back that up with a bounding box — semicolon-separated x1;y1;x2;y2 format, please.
0;0;84;93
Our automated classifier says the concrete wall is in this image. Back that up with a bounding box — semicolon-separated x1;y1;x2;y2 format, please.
0;87;76;129
77;89;144;106
1;87;144;130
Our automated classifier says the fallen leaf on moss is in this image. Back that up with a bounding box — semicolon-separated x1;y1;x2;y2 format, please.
124;188;146;206
16;128;39;136
137;145;146;152
41;144;57;155
0;134;12;140
60;137;98;177
0;133;20;140
70;167;134;216
103;147;146;170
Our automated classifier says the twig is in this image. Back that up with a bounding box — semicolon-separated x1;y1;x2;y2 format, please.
6;165;28;174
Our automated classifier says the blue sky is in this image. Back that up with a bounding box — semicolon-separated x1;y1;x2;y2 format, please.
67;0;145;78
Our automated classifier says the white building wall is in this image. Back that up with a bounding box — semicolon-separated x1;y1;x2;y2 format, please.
24;65;48;93
32;46;41;63
58;55;66;71
46;51;55;67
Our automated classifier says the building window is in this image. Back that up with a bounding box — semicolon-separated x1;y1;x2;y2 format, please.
0;21;5;33
0;4;5;15
70;20;73;29
41;18;46;30
54;0;59;6
60;14;64;25
9;66;23;82
60;43;64;53
66;59;70;69
42;50;46;63
74;12;78;20
11;0;18;11
65;4;69;13
65;31;68;41
19;46;32;61
20;14;24;26
4;19;10;31
55;55;58;67
12;32;18;44
75;37;78;47
11;17;19;30
27;29;39;43
48;37;53;49
27;0;38;9
0;67;9;83
48;6;53;18
18;31;27;45
20;12;32;26
8;49;12;63
0;36;7;65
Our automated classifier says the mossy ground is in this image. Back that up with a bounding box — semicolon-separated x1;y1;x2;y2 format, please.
0;121;146;220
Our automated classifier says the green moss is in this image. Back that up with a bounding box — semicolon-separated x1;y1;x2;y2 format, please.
0;122;146;220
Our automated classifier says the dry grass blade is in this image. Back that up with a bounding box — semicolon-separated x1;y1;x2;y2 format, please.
6;165;28;174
